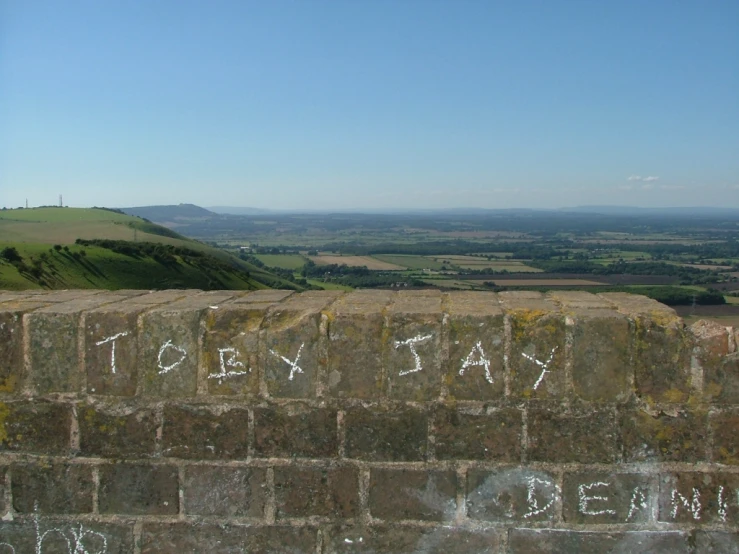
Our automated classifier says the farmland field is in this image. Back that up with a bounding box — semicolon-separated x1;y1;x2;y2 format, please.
471;279;605;286
253;254;307;269
310;255;404;270
371;254;445;270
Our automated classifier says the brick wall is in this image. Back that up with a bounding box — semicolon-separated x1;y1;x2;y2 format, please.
0;288;738;553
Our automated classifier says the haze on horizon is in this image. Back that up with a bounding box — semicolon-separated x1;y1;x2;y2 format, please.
1;0;737;211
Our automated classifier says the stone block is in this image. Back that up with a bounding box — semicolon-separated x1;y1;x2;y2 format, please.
0;466;5;515
508;529;690;554
659;472;739;524
324;525;502;553
433;406;521;461
98;463;179;515
711;410;739;464
444;292;505;400
466;468;559;522
621;407;707;463
274;465;358;519
0;520;134;553
78;403;158;458
548;290;615;310
11;462;93;514
0;303;37;394
183;465;266;517
162;404;250;459
562;472;654;523
0;401;72;455
253;404;337;458
695;532;739;553
692;320;739;403
369;468;456;522
527;407;619;463
344;405;427;461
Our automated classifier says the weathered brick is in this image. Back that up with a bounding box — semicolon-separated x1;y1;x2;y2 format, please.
693;320;739;403
140;523;317;553
324;524;502;553
260;292;341;399
444;292;505;400
570;309;632;402
528;407;619;463
98;463;179;515
0;401;72;455
467;468;558;522
562;472;653;524
24;305;80;393
369;469;456;522
659;473;739;524
384;291;443;401
274;465;358;519
621;407;707;463
695;532;739;553
434;406;521;461
184;465;266;517
162;404;250;459
508;529;690;554
0;520;135;553
79;403;158;458
344;406;427;461
0;466;6;515
254;404;337;458
326;291;392;399
11;462;93;514
548;291;615;310
0;304;35;394
712;410;739;464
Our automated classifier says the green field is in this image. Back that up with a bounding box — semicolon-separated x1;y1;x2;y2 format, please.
371;254;446;270
253;254;307;269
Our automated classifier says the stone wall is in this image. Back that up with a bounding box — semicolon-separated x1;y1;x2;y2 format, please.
0;288;738;553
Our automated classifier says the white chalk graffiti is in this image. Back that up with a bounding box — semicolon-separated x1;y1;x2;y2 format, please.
718;486;728;523
0;544;14;554
578;482;616;516
522;346;557;390
269;342;304;381
523;476;559;519
459;341;493;384
94;331;129;374
208;347;250;384
395;334;433;376
626;487;648;521
671;488;701;520
157;339;187;374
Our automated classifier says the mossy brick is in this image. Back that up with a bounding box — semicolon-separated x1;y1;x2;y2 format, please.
11;462;93;514
0;521;135;553
369;468;456;522
444;292;505;400
162;404;250;459
621;407;707;463
562;472;654;524
326;291;393;399
274;465;359;519
508;529;691;554
0;401;72;454
710;410;739;464
384;291;443;401
433;406;521;461
260;292;341;399
98;463;179;515
253;404;337;458
528;407;619;463
324;524;502;554
140;523;317;554
695;532;739;553
0;303;39;394
184;465;267;517
124;289;197;305
547;290;616;310
231;289;295;304
658;472;739;524
691;320;739;403
344;405;427;461
466;468;559;522
79;403;158;458
570;309;632;402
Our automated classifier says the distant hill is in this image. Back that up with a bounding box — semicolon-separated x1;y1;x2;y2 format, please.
560;205;739;217
121;203;216;221
208;206;274;215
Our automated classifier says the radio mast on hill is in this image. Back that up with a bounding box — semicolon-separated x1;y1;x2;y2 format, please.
59;194;63;207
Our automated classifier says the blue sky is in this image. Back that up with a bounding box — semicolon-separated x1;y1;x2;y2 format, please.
1;0;737;210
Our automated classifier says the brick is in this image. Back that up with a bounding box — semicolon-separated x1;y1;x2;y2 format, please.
570;309;632;402
467;468;558;522
434;406;521;461
274;465;358;519
141;523;317;553
326;291;392;399
712;410;739;464
324;524;502;553
693;320;739;403
184;465;266;517
0;520;134;553
562;472;653;523
659;472;739;524
254;404;337;458
695;532;739;553
125;289;194;305
0;305;31;394
79;403;158;458
528;407;619;463
11;462;93;514
0;466;5;515
344;406;427;461
548;290;615;310
260;292;341;399
24;306;80;393
621;407;707;463
0;401;72;455
444;292;505;400
369;469;456;522
99;463;179;515
162;404;250;459
508;529;690;554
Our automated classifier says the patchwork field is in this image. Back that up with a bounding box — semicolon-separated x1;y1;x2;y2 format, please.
473;279;605;286
310;255;405;270
253;254;307;269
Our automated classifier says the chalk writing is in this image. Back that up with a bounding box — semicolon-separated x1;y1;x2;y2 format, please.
522;346;557;390
0;544;14;554
523;476;558;519
157;339;187;374
208;347;250;384
459;341;493;384
718;486;728;523
395;334;433;376
578;482;616;516
626;487;648;521
94;331;129;374
269;342;304;381
671;488;701;520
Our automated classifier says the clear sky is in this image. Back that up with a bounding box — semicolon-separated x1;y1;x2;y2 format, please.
1;0;737;210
